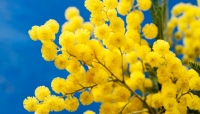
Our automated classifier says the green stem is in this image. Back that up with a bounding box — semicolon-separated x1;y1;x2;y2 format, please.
150;0;168;41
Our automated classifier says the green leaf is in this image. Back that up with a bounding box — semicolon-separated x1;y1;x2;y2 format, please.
150;0;168;41
189;62;200;74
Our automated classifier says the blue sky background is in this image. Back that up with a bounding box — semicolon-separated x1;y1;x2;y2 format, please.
0;0;196;114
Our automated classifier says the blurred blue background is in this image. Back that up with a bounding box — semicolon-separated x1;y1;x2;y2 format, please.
0;0;196;114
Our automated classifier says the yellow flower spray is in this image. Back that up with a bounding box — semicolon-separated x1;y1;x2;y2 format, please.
24;0;200;114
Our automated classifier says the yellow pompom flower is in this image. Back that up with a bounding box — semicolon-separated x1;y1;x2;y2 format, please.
51;77;66;94
70;15;84;29
75;28;90;44
142;23;158;39
103;0;118;9
105;51;121;69
45;19;59;34
163;98;178;111
65;7;80;20
97;82;114;95
176;76;190;93
80;91;94;105
121;38;135;53
126;51;138;64
99;102;116;114
82;22;94;34
35;105;50;114
109;17;125;33
113;87;131;102
187;95;200;110
117;1;133;15
186;69;199;79
23;97;38;112
125;29;141;43
28;25;39;41
37;25;55;42
83;110;96;114
151;92;163;108
62;22;76;32
137;0;152;11
131;71;145;86
189;76;200;90
145;52;162;67
75;44;94;64
35;86;50;101
41;41;57;61
59;31;75;47
152;40;170;55
161;82;177;98
126;10;144;26
44;95;65;112
54;54;69;70
65;96;79;112
90;13;104;26
175;45;183;54
66;57;82;73
129;61;143;73
93;69;109;84
144;78;153;88
108;33;125;48
106;9;117;20
85;0;103;13
135;45;151;60
94;24;111;40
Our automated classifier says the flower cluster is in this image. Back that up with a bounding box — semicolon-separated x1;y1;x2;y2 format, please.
168;1;200;65
24;0;200;114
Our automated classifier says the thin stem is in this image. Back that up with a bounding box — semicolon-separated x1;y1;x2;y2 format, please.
119;48;124;82
94;55;122;82
130;109;148;114
64;84;97;95
118;95;135;114
122;82;155;114
177;90;191;100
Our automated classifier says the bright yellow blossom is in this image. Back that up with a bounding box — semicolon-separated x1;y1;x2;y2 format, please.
45;19;59;34
41;41;57;61
35;104;50;114
51;77;66;94
94;24;111;40
65;7;80;20
137;0;152;11
28;25;39;41
23;97;38;112
103;0;118;9
35;86;50;101
152;40;170;55
65;96;79;112
85;0;103;13
142;23;158;39
80;91;94;105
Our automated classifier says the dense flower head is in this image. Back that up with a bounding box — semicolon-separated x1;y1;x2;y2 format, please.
80;91;94;105
25;0;200;114
142;23;158;39
65;7;80;20
65;96;79;112
137;0;152;11
23;97;38;112
35;86;51;101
